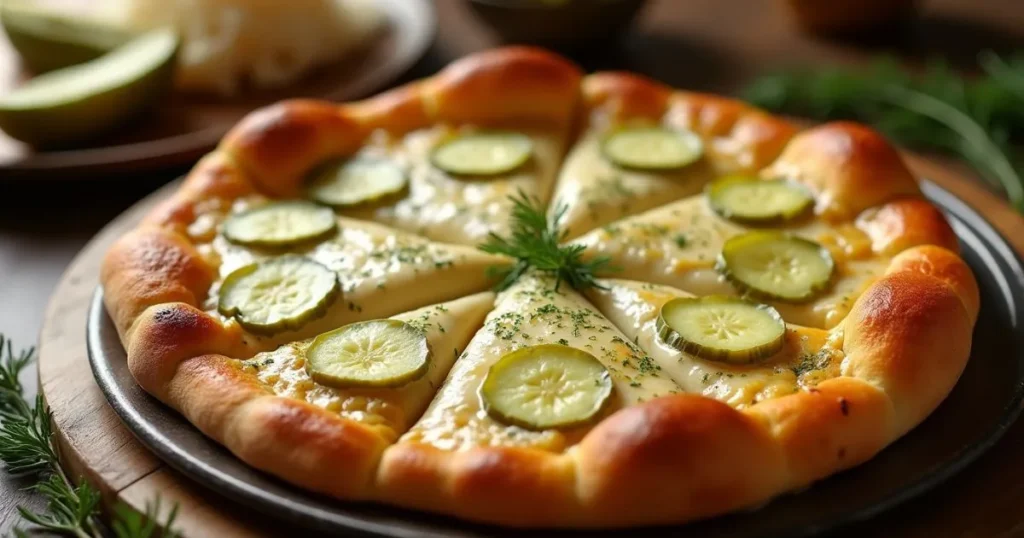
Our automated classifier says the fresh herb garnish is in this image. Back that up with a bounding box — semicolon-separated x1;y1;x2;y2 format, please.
0;335;179;537
743;53;1024;211
480;191;617;291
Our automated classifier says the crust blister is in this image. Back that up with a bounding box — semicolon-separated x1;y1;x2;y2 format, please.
100;46;979;529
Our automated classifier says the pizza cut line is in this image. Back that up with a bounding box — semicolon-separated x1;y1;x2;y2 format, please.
101;47;980;528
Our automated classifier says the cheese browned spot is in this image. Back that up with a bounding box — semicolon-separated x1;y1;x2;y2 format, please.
573;195;888;329
587;279;842;409
401;272;683;452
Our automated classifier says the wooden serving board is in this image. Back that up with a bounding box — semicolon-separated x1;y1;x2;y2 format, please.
36;157;1024;538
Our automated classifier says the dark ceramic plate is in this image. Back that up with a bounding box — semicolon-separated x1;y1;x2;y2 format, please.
0;0;435;180
87;181;1024;538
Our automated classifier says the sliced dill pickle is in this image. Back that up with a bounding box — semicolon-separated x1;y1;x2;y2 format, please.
480;344;612;431
222;201;336;248
306;319;431;389
601;127;703;171
717;231;835;302
307;157;407;207
431;131;533;176
657;296;786;363
218;256;339;334
707;176;813;224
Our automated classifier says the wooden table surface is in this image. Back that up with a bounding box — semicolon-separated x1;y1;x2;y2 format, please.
3;0;1024;534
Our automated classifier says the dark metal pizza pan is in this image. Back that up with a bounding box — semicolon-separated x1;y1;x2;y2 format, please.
87;180;1024;538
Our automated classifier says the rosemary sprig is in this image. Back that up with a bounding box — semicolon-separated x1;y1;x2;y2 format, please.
0;334;179;537
743;53;1024;211
480;191;616;291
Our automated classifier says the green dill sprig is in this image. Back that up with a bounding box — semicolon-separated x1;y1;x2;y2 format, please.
0;334;180;537
480;191;617;291
743;52;1024;211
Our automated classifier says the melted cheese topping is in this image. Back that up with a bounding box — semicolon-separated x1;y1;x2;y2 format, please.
573;196;887;329
201;211;508;352
341;125;564;246
402;272;682;452
587;280;843;408
550;129;715;240
241;292;494;439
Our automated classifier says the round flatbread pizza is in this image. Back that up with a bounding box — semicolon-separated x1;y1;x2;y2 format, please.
101;47;979;528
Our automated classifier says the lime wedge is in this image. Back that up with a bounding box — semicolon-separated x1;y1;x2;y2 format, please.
0;28;178;147
1;1;133;73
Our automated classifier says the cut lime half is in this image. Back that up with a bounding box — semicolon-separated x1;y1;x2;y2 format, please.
0;27;177;147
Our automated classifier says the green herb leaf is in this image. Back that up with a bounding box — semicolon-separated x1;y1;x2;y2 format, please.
743;53;1024;211
480;191;618;291
0;335;180;537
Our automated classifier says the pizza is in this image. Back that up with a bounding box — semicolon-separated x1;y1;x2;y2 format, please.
101;47;979;528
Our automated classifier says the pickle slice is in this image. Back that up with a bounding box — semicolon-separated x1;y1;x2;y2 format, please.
431;131;533;176
480;344;612;431
306;319;431;389
657;296;786;363
222;201;337;248
307;157;408;207
218;256;339;334
717;231;835;302
707;176;813;224
601;127;703;171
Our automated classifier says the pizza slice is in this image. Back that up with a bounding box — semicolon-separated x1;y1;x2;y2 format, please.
392;271;682;453
582;272;976;494
218;47;582;246
571;122;961;328
106;198;508;356
136;292;494;501
585;279;839;409
549;72;797;240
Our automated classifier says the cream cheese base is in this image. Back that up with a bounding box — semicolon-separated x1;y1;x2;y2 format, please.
573;196;889;329
402;272;683;453
243;292;495;442
339;125;565;246
200;213;509;353
587;279;842;410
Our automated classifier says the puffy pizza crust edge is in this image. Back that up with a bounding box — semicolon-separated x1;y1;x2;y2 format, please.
100;47;979;528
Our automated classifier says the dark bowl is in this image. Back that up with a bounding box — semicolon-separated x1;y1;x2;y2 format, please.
466;0;649;51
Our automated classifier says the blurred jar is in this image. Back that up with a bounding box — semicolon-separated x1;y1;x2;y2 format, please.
784;0;921;36
466;0;650;51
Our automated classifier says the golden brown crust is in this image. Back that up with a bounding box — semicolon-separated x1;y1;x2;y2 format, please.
887;245;981;322
377;443;581;526
424;46;582;126
746;377;896;487
582;71;672;122
856;197;960;256
101;228;217;341
166;355;389;499
580;72;798;174
573;395;788;526
761;121;922;220
842;270;974;435
101;47;980;529
220;100;368;197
